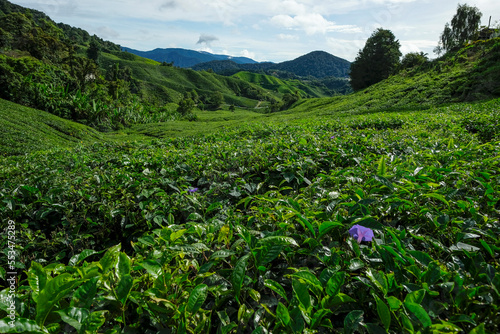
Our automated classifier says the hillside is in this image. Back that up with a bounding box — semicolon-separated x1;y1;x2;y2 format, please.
232;71;333;98
0;98;106;155
121;47;257;68
0;0;289;131
288;38;500;115
193;50;351;78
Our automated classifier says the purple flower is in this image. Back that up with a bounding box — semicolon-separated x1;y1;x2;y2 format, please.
349;225;374;243
188;188;199;193
330;136;336;139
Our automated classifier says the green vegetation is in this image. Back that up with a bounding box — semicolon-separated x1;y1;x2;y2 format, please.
1;98;500;333
436;3;483;55
232;71;332;98
350;28;402;91
0;98;107;155
1;0;500;333
0;3;278;132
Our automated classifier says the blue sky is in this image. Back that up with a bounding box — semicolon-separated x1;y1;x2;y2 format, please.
10;0;500;62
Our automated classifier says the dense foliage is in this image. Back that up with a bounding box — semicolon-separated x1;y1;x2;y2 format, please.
1;99;500;333
350;29;402;91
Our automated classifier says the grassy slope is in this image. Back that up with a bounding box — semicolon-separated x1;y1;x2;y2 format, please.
101;52;269;108
0;98;107;155
232;71;331;98
0;97;271;155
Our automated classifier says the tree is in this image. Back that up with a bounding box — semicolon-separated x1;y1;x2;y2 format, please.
87;37;101;63
435;3;482;55
350;28;401;91
400;52;428;71
177;95;195;115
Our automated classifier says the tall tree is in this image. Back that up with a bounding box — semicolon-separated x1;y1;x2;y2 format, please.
435;3;482;55
350;28;401;91
87;37;101;63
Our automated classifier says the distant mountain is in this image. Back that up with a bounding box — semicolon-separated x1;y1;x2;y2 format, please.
121;47;258;68
276;51;351;78
193;51;351;79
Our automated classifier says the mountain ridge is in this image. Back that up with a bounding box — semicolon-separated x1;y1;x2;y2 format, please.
192;50;351;79
121;47;258;68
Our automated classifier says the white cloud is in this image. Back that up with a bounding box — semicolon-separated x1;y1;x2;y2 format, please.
240;49;256;59
271;13;361;35
278;33;300;41
96;26;120;39
9;0;500;63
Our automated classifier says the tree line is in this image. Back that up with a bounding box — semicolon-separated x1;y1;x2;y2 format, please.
350;3;490;91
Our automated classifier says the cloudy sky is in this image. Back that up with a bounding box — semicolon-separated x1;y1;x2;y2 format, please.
10;0;500;62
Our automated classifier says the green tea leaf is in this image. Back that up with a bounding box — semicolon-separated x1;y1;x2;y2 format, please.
71;277;98;309
28;262;46;303
291;270;322;291
366;269;388;296
373;175;394;191
404;302;431;327
264;279;288;302
99;244;121;273
117;252;131;277
377;156;387;176
295;213;316;238
480;239;494;258
186;284;208;314
408;250;434;266
276;302;290;326
0;318;43;333
56;307;89;331
404;289;426;304
139;260;162;279
423;193;449;206
400;312;414;333
171;229;187;242
68;249;98;266
83;310;108;333
210;250;235;260
385;296;402;311
293;279;311;312
36;274;82;327
115;274;133;304
373;294;391;331
469;323;485;334
258;235;299;247
326;271;345;297
318;221;343;239
344;310;364;334
232;254;250;303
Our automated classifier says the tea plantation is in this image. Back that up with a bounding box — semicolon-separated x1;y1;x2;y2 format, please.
0;97;499;333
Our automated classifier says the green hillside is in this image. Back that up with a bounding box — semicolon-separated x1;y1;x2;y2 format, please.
100;52;271;108
232;71;332;98
0;98;107;155
288;38;500;115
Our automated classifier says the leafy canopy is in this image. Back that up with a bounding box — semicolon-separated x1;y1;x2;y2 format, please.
350;28;402;91
435;3;482;55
